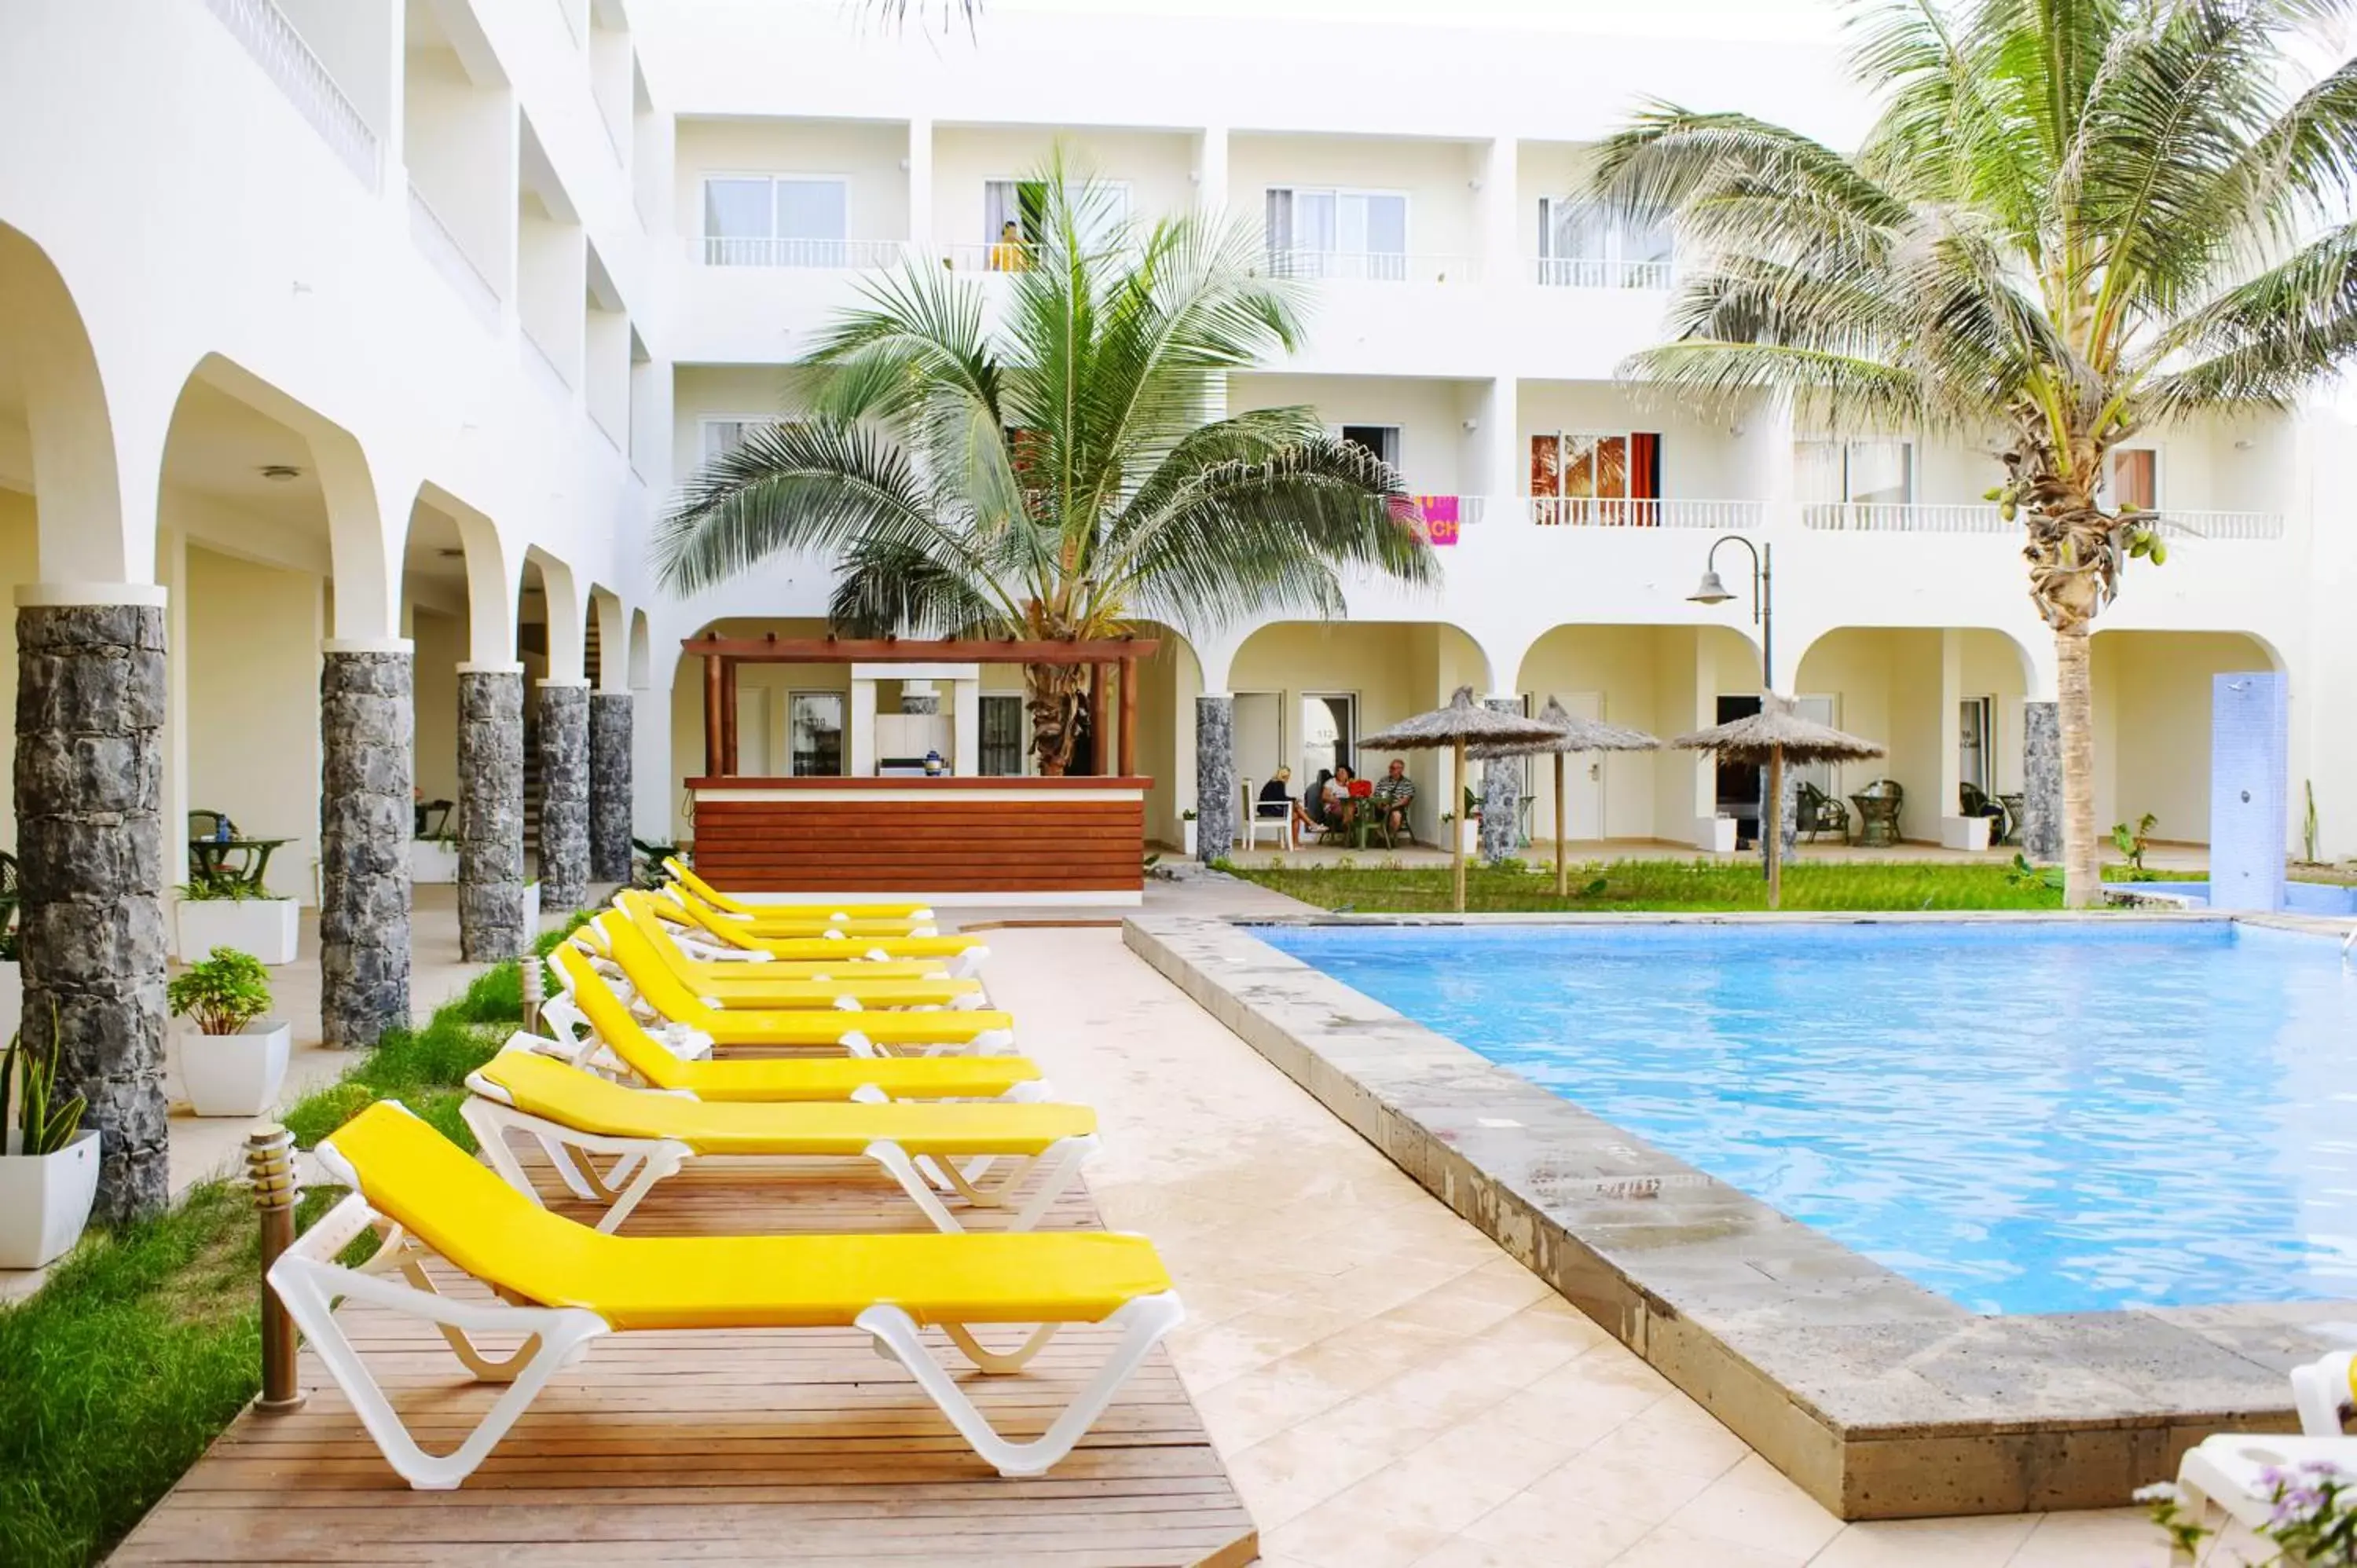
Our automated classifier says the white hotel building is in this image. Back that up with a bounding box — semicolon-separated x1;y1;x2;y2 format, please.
0;0;2346;1142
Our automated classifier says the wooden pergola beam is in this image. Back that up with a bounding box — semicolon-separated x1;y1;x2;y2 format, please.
680;636;1160;664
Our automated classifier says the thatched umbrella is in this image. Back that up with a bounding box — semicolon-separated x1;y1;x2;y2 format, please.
1472;696;1661;897
1671;694;1884;910
1361;686;1563;910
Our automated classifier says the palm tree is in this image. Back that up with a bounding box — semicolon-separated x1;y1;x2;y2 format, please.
1589;0;2357;907
654;168;1436;775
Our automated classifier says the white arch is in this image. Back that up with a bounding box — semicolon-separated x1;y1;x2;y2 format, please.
626;607;652;691
414;482;517;666
524;545;585;683
0;219;137;585
586;583;626;691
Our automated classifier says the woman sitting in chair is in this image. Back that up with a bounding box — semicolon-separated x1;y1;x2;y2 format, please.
1260;767;1316;838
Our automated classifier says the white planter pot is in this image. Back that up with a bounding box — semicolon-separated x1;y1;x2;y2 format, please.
523;881;542;935
179;1019;292;1118
0;1127;101;1269
175;896;299;965
1700;815;1741;853
412;838;460;883
1182;819;1199;857
1456;820;1479;855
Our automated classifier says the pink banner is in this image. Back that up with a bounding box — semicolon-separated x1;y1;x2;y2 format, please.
1414;494;1460;546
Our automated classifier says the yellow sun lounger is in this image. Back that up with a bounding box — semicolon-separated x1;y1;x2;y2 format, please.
276;1102;1182;1489
621;903;966;980
665;857;933;924
591;904;984;1011
544;949;1043;1101
463;1042;1097;1233
589;919;1017;1053
660;885;988;964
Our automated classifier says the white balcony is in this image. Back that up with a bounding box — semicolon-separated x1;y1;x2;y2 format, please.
1801;502;2010;534
1530;256;1673;290
2154;508;2285;540
408;185;500;328
687;237;909;269
1255;251;1484;285
1526;498;1762;530
202;0;379;191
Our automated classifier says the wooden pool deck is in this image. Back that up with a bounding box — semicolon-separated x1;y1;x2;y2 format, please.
114;1154;1257;1566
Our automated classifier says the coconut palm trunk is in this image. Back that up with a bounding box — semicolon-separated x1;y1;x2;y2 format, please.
2055;624;2101;907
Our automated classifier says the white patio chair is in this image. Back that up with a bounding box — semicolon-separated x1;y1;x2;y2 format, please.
1243;777;1293;852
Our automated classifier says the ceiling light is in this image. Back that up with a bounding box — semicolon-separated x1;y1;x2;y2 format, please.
437;548;465;559
258;464;302;482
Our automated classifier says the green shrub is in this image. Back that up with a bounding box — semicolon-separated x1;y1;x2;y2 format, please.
165;948;273;1035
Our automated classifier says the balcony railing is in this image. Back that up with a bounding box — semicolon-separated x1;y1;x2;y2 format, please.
688;236;907;269
1527;498;1761;529
407;185;500;327
1256;250;1483;284
1530;256;1673;290
2152;508;2285;540
1800;502;2011;533
202;0;379;191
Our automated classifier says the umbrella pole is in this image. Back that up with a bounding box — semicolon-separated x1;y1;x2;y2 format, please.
1765;745;1784;911
1553;751;1567;897
1452;735;1467;913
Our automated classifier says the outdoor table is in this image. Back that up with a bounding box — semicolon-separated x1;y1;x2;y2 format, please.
189;836;293;892
1849;793;1902;848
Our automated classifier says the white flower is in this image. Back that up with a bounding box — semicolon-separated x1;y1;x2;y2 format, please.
2133;1482;2183;1504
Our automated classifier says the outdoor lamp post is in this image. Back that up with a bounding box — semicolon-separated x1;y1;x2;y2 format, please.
1688;534;1773;689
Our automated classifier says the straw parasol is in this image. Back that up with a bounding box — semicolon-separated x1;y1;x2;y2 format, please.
1670;694;1883;910
1361;686;1563;910
1471;696;1662;897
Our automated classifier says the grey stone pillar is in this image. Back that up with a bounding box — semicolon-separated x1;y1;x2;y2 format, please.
457;666;526;961
2020;701;2063;862
589;691;633;883
536;681;589;911
16;597;168;1223
1479;698;1520;864
320;646;412;1050
1194;694;1235;863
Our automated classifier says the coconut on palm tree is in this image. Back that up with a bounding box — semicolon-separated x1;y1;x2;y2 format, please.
1590;0;2357;907
654;166;1436;775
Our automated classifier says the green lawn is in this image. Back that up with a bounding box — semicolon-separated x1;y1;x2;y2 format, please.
1225;856;2086;914
0;920;581;1568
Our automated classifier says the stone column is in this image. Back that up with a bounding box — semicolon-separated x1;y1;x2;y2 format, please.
2020;701;2063;862
319;643;412;1050
588;691;633;882
456;665;526;960
536;680;589;911
1194;694;1235;863
1758;769;1798;869
16;592;168;1223
1479;698;1520;864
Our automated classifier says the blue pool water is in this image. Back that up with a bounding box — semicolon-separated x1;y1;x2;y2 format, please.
1259;921;2357;1314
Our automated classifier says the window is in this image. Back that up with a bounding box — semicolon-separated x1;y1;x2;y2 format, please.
1265;188;1408;280
1336;424;1402;467
980;694;1026;776
2110;447;2159;511
1795;439;1914;506
1535;198;1672;286
787;692;844;778
701;418;755;461
984;180;1130;269
1528;430;1662;524
700;175;848;267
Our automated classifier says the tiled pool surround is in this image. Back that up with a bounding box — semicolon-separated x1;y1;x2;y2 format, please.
1125;910;2357;1522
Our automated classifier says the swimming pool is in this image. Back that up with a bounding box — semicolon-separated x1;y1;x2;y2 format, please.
1257;921;2357;1314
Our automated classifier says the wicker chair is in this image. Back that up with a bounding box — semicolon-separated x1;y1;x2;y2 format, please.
1797;781;1850;844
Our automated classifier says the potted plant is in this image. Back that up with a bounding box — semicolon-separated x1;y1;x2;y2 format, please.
174;871;299;965
168;947;290;1117
0;1009;97;1268
1180;808;1198;858
412;830;461;884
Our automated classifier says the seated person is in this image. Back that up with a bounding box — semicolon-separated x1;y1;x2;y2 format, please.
1323;764;1361;833
1371;758;1416;838
1301;769;1333;831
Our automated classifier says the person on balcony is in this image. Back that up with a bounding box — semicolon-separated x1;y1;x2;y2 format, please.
988;219;1030;272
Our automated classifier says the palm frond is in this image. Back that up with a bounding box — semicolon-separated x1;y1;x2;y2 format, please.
2140;222;2357;416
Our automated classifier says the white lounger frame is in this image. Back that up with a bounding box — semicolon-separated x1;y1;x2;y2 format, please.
273;1115;1184;1489
2169;1433;2357;1563
460;1047;1094;1234
2293;1348;2356;1435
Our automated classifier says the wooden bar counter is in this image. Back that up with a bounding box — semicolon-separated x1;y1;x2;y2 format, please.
687;775;1151;901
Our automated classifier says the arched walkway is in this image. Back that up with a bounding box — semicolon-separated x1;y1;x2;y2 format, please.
2091;629;2281;848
